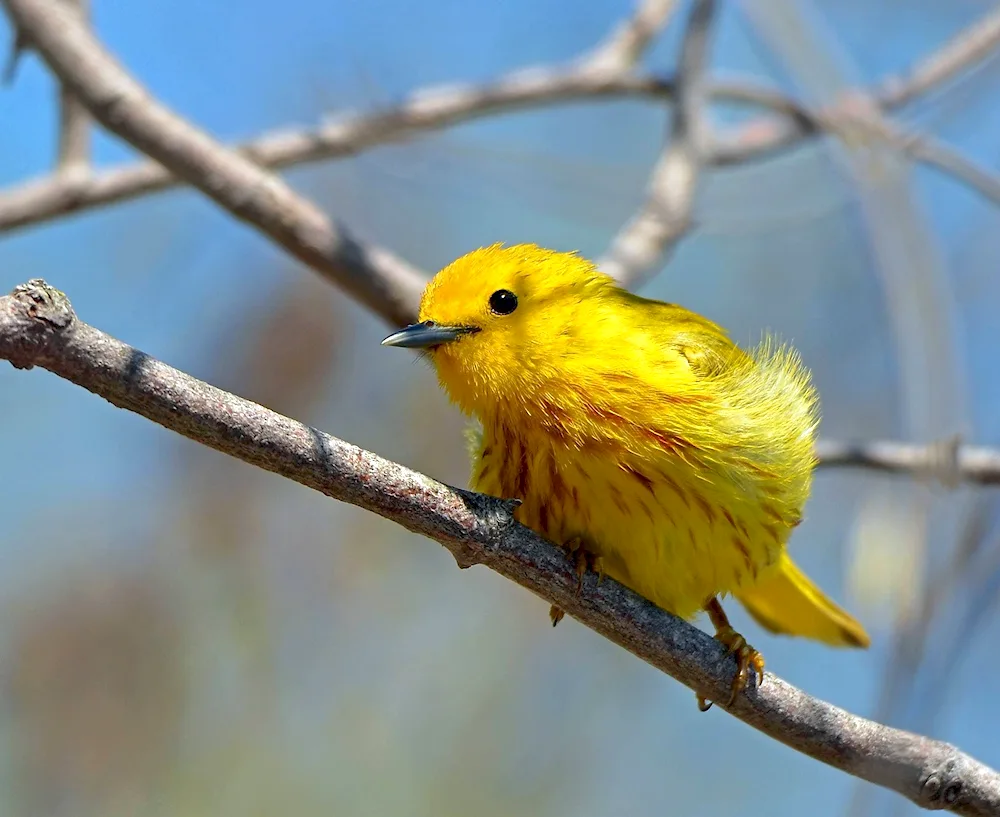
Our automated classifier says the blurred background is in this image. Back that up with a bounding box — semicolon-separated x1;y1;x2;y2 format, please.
1;0;999;815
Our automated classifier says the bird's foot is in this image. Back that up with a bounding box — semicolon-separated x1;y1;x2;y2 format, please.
697;598;765;711
549;537;605;627
568;537;605;595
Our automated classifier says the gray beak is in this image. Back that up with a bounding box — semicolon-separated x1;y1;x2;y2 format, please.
381;321;478;349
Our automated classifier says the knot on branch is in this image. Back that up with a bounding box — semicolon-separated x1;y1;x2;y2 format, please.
12;278;75;328
918;754;971;811
1;278;76;370
928;432;963;490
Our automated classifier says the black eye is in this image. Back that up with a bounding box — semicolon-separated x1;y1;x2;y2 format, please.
489;289;518;315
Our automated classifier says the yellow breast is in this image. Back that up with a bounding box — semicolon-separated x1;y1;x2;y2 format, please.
470;408;807;620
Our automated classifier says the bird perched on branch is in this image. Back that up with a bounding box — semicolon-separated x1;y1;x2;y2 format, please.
383;243;869;708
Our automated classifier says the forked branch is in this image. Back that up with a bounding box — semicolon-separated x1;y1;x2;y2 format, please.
2;0;1000;280
599;0;718;284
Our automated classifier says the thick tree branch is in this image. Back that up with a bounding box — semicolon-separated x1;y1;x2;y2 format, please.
2;279;999;816
599;0;717;285
0;0;426;328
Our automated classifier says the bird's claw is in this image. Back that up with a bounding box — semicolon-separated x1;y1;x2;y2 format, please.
549;537;605;627
569;540;605;596
696;626;765;711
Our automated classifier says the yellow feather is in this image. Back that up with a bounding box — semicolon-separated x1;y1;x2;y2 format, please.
737;553;870;647
408;243;868;647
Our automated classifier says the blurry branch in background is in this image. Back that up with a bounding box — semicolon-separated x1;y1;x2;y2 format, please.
0;0;998;300
0;0;428;328
598;0;716;285
712;85;1000;206
733;10;988;817
874;5;1000;110
712;4;1000;165
814;438;1000;487
0;73;675;238
2;279;1000;817
54;0;89;174
0;0;684;253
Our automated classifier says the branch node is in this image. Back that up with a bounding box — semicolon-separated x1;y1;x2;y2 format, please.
12;278;75;328
930;433;963;490
452;549;479;570
919;761;968;810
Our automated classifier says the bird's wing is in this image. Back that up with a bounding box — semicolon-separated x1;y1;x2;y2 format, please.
640;300;748;380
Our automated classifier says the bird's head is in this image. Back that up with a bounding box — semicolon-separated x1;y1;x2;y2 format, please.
382;243;619;417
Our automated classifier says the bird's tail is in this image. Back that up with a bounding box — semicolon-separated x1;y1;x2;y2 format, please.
735;553;870;648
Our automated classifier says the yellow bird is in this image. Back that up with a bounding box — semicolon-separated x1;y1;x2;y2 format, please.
383;243;869;708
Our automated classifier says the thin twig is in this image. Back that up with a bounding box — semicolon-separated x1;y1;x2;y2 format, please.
582;0;680;74
875;5;1000;110
599;0;718;285
54;0;89;173
0;0;426;328
1;278;999;816
899;126;1000;204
